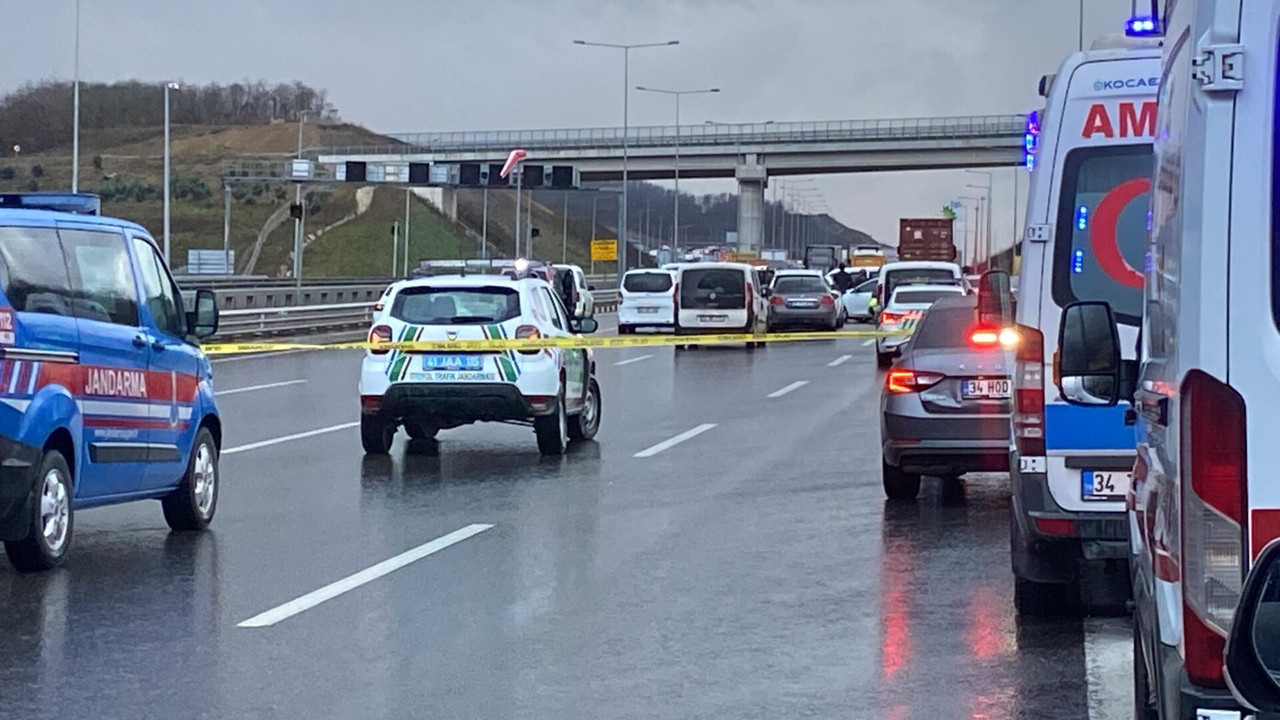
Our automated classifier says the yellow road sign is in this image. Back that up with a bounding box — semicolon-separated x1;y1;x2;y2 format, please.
590;239;618;262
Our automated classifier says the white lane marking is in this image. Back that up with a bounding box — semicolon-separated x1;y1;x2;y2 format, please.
828;354;852;367
211;348;330;364
861;338;876;347
223;421;360;455
238;523;494;628
767;380;809;398
614;354;653;367
216;379;308;396
1083;617;1133;720
634;423;717;458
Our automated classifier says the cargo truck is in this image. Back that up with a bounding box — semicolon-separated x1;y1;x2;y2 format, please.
898;218;957;262
850;245;887;270
803;244;843;270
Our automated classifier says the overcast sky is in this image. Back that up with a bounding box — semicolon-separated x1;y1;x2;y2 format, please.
3;0;1134;251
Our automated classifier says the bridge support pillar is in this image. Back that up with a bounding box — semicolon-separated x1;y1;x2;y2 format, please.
736;161;766;256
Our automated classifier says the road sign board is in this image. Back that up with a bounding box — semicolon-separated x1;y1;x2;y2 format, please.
591;239;618;262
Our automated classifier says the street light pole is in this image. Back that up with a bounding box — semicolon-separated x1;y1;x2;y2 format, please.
293;110;310;285
966;170;994;262
72;0;81;193
163;82;180;263
636;85;719;254
574;39;679;275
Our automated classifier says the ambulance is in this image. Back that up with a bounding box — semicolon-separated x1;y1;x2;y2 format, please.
1008;33;1161;615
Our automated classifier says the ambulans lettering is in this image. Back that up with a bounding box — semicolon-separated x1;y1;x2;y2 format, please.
1082;101;1157;139
84;368;148;398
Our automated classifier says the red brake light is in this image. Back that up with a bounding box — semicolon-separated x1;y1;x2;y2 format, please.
880;310;904;324
1180;370;1247;688
746;283;754;308
673;282;680;311
770;295;785;306
886;369;945;394
820;295;835;306
369;325;393;355
1013;324;1045;457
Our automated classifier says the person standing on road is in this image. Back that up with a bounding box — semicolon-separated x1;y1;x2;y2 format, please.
832;263;854;294
559;268;578;318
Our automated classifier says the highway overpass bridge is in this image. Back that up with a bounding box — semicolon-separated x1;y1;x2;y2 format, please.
234;114;1029;256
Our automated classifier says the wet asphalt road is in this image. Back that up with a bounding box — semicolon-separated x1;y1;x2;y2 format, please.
0;326;1128;720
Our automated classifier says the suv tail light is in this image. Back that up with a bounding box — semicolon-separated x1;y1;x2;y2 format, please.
369;324;393;355
515;324;542;355
770;295;785;306
886;369;945;393
1180;370;1247;688
1013;324;1045;457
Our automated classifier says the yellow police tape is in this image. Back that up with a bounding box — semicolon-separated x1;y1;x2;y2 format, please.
201;328;910;355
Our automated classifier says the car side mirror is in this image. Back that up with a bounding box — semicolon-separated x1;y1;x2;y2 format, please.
1225;538;1280;713
761;287;772;297
1056;301;1120;406
188;288;219;340
572;317;599;335
588;284;597;292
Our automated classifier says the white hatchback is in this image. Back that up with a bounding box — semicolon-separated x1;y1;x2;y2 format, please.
618;269;675;334
358;274;602;456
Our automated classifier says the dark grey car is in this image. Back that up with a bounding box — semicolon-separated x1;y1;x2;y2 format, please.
766;274;840;331
879;295;1011;500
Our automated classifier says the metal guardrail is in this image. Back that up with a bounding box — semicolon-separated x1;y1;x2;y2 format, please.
313;114;1027;157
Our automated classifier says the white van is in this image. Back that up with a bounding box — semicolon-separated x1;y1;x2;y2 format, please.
673;262;768;347
1008;36;1161;615
618;269;675;334
1071;3;1280;716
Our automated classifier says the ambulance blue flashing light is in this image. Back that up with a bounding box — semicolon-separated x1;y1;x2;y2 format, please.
1073;249;1086;274
1024;111;1040;171
0;192;101;215
1076;205;1089;231
1125;16;1159;36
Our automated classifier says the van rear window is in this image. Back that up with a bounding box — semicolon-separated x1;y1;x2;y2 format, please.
623;272;673;293
1053;144;1152;325
680;268;746;310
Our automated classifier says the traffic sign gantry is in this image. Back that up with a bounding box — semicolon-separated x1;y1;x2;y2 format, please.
591;239;618;262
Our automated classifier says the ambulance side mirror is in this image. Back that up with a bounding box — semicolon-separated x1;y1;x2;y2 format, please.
1225;539;1280;713
1056;301;1120;406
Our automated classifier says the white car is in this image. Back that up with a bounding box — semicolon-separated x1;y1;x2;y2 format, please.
875;284;965;368
673;262;769;348
551;264;594;319
359;273;602;456
842;277;879;323
618;269;675;334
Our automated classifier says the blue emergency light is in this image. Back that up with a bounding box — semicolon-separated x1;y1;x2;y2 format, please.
1024;111;1040;171
1076;205;1089;231
0;193;101;215
1125;16;1159;36
1073;249;1086;274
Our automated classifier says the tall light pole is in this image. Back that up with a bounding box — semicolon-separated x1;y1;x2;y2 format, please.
292;110;311;285
163;82;180;263
574;39;679;274
966;170;994;262
959;195;982;268
636;85;719;252
71;0;81;193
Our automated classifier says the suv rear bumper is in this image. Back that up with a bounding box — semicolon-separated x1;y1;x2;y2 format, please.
365;383;552;424
0;435;43;541
1010;460;1128;583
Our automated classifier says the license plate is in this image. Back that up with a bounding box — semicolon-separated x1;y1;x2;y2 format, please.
1081;470;1132;501
698;315;728;323
962;378;1012;399
422;354;484;371
638;307;660;314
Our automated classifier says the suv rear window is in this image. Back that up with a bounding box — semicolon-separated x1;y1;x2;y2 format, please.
893;289;958;305
1053;144;1152;326
680;268;746;310
390;286;520;325
911;303;977;349
623;272;673;293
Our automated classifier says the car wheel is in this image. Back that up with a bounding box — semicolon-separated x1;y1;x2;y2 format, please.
162;427;219;531
568;378;601;442
535;392;569;456
404;422;439;440
876;351;893;370
881;458;921;500
4;449;74;572
1013;576;1078;616
1134;618;1159;720
360;415;396;454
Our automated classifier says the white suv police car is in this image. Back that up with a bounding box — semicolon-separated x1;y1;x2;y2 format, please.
359;267;601;456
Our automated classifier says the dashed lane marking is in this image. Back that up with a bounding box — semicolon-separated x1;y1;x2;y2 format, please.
862;338;876;347
634;423;717;458
238;523;494;628
614;354;654;367
216;379;308;396
223;421;360;455
767;381;809;398
1084;617;1133;720
828;355;852;367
